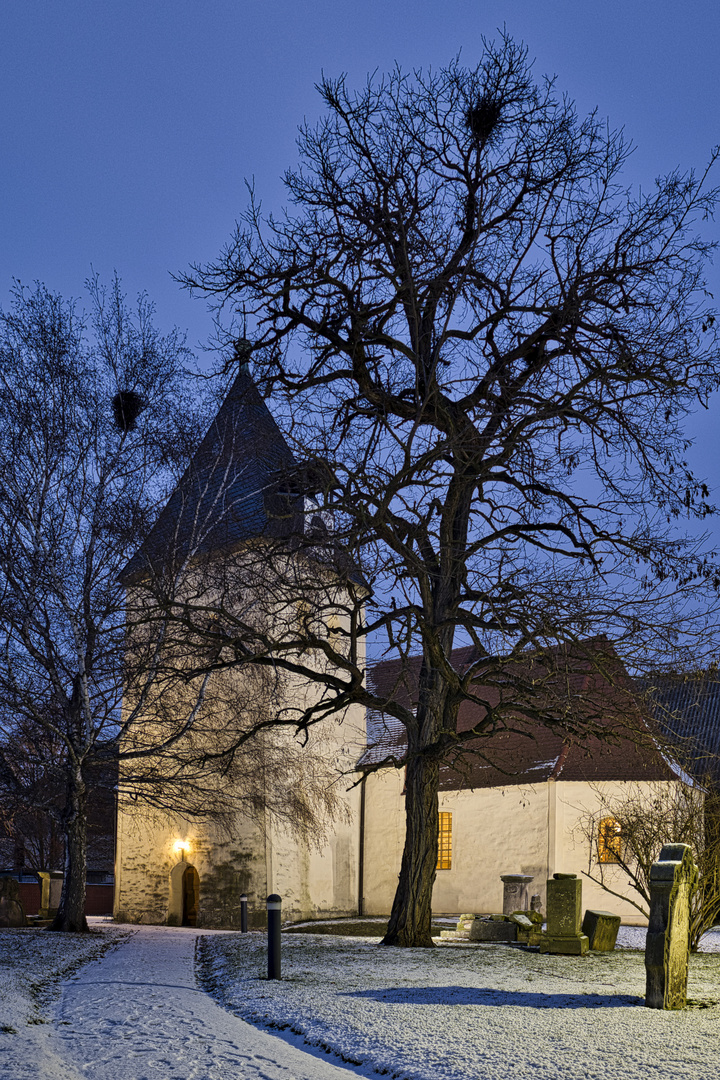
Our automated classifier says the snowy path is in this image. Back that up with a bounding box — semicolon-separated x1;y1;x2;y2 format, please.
5;926;360;1080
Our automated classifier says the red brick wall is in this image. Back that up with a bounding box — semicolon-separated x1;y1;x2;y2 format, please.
84;884;114;915
18;881;41;915
17;881;114;917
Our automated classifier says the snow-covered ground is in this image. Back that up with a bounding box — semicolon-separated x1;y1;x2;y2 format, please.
1;921;719;1079
0;923;129;1037
198;927;720;1080
0;922;361;1080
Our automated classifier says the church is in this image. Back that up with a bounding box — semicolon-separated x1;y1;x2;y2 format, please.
113;369;366;928
114;373;693;929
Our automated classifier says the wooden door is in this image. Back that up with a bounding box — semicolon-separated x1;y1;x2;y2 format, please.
181;865;199;926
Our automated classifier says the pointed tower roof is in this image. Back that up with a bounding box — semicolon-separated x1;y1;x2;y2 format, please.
121;370;298;582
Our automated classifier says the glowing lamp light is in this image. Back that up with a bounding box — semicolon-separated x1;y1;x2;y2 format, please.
173;839;191;858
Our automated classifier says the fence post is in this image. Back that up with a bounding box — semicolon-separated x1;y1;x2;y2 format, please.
267;893;282;979
240;893;248;933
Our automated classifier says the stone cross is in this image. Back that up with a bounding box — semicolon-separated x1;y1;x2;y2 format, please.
500;874;533;914
645;843;697;1010
539;873;589;955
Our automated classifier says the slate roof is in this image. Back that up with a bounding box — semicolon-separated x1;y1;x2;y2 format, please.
121;371;300;582
639;673;720;785
361;640;679;789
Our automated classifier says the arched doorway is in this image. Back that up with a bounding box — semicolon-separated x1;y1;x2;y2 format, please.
182;865;199;927
168;861;200;927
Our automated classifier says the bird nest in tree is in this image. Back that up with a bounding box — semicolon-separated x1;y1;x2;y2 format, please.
112;390;145;432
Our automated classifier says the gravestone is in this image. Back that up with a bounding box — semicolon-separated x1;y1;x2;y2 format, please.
468;917;517;942
500;872;535;915
645;843;697;1010
38;871;63;919
500;874;534;914
0;877;27;927
582;909;621;951
539;873;589;955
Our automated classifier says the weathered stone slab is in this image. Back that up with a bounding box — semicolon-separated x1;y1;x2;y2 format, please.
511;910;543;946
469;918;517;942
539;873;589;956
645;843;697;1010
582;909;621;951
507;912;533;930
455;913;478;934
0;877;27;927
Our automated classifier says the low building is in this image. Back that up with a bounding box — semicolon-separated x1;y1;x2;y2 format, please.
359;643;691;924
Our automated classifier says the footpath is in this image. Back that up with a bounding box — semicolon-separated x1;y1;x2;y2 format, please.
3;925;361;1080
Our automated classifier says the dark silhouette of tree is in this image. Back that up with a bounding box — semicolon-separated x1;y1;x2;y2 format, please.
0;276;212;930
178;35;720;946
0;278;353;932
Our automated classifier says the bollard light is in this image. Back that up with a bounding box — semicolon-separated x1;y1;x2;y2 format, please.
240;893;248;934
267;893;282;979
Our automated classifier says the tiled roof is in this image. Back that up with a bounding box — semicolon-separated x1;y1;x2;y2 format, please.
639;673;720;784
121;371;300;581
361;640;678;788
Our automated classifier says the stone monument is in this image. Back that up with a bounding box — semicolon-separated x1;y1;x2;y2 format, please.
455;913;477;935
500;874;534;914
539;873;589;955
0;877;27;927
645;843;697;1010
582;909;621;951
38;871;63;919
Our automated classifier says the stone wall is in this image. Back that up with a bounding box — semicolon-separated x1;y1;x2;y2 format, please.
115;700;366;928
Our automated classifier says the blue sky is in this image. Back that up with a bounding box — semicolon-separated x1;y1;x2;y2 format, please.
2;1;719;510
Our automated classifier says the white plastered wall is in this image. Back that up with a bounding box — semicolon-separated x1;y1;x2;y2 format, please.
114;804;267;926
115;698;367;926
265;700;366;920
554;779;690;926
361;769;687;924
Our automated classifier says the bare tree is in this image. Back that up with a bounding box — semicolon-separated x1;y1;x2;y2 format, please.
0;281;352;931
177;34;720;945
578;782;720;950
0;714;65;873
0;276;221;930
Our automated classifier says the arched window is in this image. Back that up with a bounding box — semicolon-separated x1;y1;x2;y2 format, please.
598;817;622;863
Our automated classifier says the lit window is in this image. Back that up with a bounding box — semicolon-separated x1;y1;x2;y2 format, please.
437;811;452;870
598;816;622;863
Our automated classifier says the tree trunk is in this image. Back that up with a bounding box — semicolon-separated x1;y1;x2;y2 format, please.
50;771;88;932
381;751;440;947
